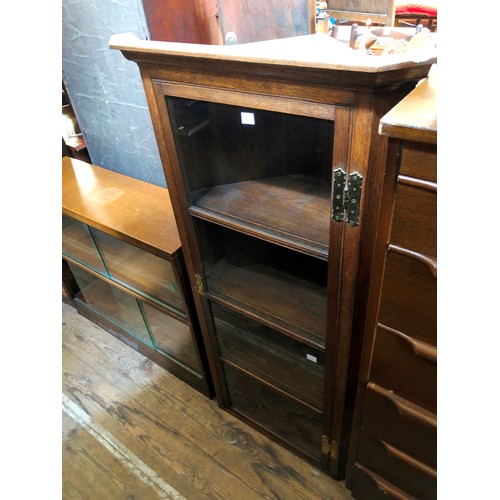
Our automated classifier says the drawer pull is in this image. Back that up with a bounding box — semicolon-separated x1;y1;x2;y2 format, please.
388;244;437;277
378;439;437;479
378;323;437;363
355;463;414;500
367;382;437;429
398;174;437;192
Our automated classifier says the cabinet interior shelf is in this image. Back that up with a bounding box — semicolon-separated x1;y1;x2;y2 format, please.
206;258;327;350
189;174;332;260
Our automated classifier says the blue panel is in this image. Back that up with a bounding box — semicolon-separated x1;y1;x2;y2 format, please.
62;0;166;187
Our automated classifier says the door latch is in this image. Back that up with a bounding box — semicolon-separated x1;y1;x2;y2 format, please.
332;168;363;227
194;273;206;295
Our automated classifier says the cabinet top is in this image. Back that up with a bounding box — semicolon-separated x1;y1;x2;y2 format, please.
62;156;181;258
379;64;437;143
109;32;436;89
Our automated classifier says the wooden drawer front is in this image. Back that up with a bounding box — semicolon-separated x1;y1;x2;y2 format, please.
356;433;436;500
360;385;436;469
370;326;436;412
399;142;437;183
391;182;436;258
350;463;417;500
379;251;436;347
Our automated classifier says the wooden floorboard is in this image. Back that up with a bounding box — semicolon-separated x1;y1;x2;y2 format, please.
62;302;352;499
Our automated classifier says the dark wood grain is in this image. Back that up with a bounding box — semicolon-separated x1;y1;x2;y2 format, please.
208;258;327;348
350;463;411;499
390;181;437;258
356;435;436;499
190;175;332;259
399;141;437;182
359;384;436;468
378;251;436;346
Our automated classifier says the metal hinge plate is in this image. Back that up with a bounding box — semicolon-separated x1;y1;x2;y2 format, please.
332;168;363;227
322;435;340;461
322;435;331;455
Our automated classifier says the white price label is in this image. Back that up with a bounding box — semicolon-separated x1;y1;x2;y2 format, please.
306;354;318;363
241;112;255;125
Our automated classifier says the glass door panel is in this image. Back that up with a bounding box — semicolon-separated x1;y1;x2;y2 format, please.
91;228;186;317
224;364;323;461
167;96;334;260
69;263;154;348
141;302;202;374
62;215;107;274
195;219;328;349
213;302;325;411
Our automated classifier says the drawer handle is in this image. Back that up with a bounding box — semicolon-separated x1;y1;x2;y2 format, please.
378;323;437;363
398;174;437;192
378;438;437;479
388;244;437;277
368;382;437;429
355;464;412;500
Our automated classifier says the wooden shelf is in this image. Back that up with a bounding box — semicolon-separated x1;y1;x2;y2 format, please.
207;258;327;349
190;174;331;260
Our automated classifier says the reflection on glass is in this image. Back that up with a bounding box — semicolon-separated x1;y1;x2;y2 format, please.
213;303;324;410
224;364;323;460
91;228;186;317
62;215;107;274
167;97;334;258
69;263;154;348
141;302;201;374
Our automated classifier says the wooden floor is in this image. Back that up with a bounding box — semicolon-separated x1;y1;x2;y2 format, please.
62;302;352;499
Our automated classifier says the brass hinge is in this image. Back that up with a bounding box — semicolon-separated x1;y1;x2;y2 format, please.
322;435;331;455
332;168;363;227
194;273;205;295
322;435;340;461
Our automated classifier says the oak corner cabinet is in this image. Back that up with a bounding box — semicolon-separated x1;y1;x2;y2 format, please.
62;156;214;398
346;69;437;498
110;33;436;479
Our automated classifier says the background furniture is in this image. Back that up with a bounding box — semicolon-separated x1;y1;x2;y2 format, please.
141;0;315;45
327;0;396;26
327;0;437;30
62;156;213;398
346;68;437;498
111;32;435;479
395;1;437;31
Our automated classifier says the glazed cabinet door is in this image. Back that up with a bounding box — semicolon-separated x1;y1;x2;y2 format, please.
150;81;358;475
